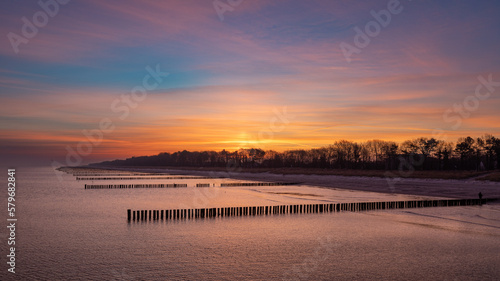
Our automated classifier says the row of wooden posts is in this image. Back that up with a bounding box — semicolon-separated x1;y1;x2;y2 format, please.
85;183;188;189
73;173;164;177
127;198;496;222
220;182;298;187
85;182;297;189
76;176;214;181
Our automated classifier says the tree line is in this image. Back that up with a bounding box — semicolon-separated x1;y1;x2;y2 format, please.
96;135;500;171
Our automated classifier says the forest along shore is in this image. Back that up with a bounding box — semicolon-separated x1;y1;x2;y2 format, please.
94;166;500;200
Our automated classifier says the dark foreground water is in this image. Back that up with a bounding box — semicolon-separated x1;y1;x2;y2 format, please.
1;167;499;280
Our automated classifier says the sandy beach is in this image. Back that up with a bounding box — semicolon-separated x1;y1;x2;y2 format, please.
104;166;500;200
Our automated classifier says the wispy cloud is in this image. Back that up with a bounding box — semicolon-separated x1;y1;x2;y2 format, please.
1;0;499;164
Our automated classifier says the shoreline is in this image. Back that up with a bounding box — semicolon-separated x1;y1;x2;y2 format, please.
89;165;500;200
91;166;500;180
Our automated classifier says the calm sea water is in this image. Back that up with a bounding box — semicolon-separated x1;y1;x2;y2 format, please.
1;167;499;280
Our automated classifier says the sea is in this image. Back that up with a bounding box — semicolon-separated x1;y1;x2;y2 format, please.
1;166;499;280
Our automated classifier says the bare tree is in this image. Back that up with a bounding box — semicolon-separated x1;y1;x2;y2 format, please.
455;137;475;169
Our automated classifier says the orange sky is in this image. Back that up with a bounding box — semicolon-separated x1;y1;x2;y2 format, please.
1;0;500;165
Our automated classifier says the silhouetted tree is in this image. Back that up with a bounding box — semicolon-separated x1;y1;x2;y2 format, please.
95;135;499;172
455;137;475;169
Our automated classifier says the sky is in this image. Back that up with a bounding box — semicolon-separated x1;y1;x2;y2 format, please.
1;0;500;166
